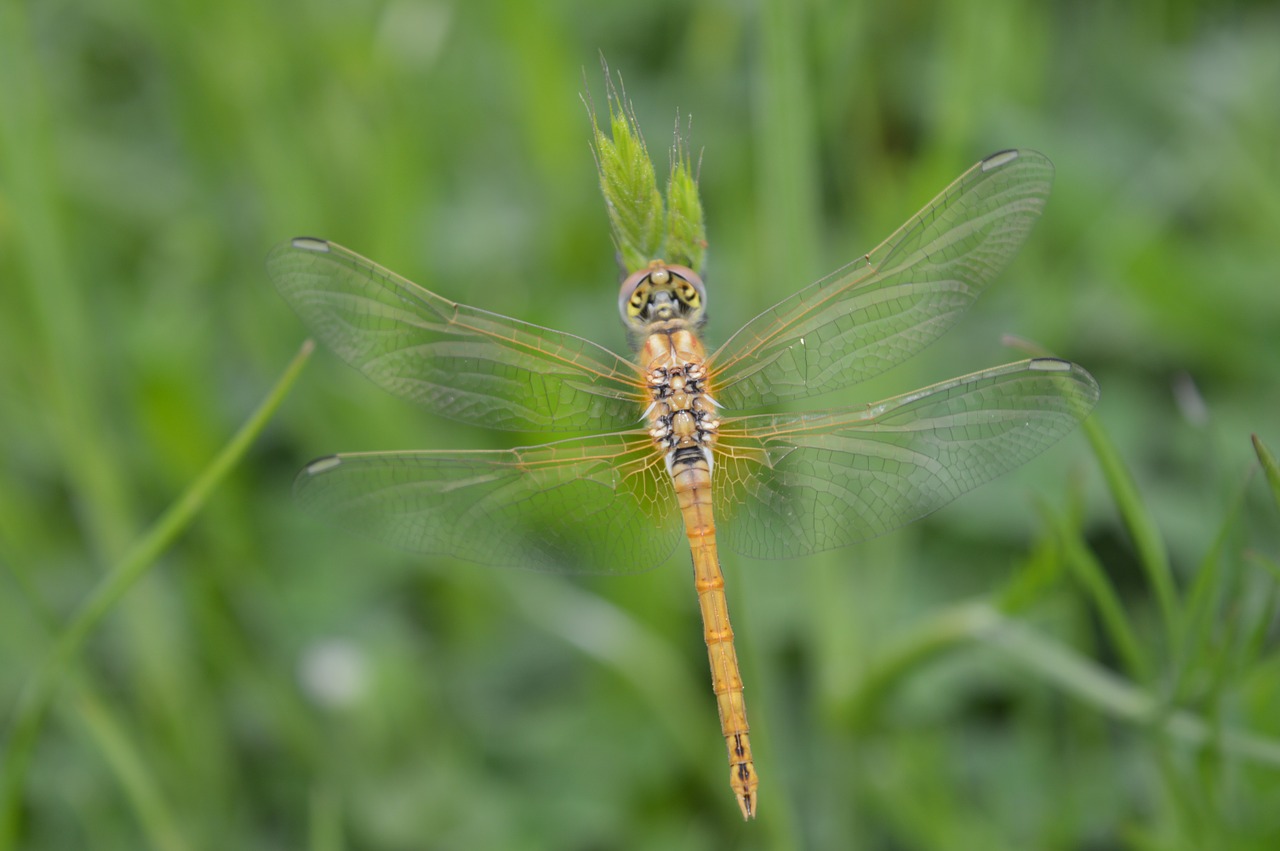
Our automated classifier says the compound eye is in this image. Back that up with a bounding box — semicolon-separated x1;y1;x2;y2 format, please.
665;265;706;311
676;281;700;307
627;282;649;316
618;266;653;321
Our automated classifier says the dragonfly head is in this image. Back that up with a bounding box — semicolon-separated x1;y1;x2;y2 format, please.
618;262;706;332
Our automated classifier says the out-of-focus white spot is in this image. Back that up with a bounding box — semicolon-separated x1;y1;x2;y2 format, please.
1172;371;1209;426
298;638;368;709
375;1;451;72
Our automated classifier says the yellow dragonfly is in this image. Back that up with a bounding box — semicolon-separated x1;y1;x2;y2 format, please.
268;148;1097;821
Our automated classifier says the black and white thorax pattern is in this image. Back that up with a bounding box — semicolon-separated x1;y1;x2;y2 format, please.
645;361;720;474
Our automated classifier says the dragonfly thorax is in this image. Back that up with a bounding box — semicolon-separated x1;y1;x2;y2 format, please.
646;358;719;474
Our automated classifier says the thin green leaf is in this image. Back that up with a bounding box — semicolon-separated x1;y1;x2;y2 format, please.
1247;550;1280;584
1252;434;1280;514
1040;502;1151;682
1005;335;1179;650
0;340;313;850
842;600;1005;728
0;561;190;851
72;688;193;851
976;607;1280;768
1085;407;1179;648
846;601;1280;770
1170;477;1248;706
1239;561;1280;671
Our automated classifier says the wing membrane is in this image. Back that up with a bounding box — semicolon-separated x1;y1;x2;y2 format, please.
268;238;643;431
294;432;683;574
709;150;1055;409
714;358;1098;559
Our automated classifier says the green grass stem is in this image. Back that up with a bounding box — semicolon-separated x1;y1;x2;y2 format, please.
0;340;313;849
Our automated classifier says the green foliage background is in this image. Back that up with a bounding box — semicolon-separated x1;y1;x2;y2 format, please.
2;0;1279;848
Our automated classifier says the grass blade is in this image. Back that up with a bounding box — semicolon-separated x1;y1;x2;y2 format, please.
0;340;313;849
72;686;194;851
974;606;1280;767
1170;477;1248;705
1252;434;1280;514
1005;335;1179;650
845;600;1280;768
1039;502;1151;681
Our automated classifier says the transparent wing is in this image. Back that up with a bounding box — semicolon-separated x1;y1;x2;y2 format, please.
268;238;644;432
714;358;1098;559
293;432;683;574
708;150;1055;409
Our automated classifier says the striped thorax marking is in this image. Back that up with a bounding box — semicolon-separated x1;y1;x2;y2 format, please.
646;358;720;474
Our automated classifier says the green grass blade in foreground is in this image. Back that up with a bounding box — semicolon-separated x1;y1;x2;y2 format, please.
1253;435;1280;514
1039;502;1150;681
1240;559;1280;676
1;558;192;851
843;600;1280;768
979;610;1280;766
0;340;314;850
1087;421;1179;645
1004;335;1179;651
0;0;137;565
72;686;193;851
841;600;1005;728
1169;476;1249;707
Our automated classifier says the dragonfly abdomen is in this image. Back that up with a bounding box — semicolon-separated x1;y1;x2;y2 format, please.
640;325;757;819
678;461;759;820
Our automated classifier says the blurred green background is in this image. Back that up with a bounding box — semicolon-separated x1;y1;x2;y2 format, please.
3;0;1280;848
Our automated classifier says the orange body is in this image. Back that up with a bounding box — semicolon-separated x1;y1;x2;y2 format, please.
640;324;759;820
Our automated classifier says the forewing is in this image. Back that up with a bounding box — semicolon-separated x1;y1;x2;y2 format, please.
268;238;643;431
714;359;1098;559
709;150;1055;409
294;432;682;574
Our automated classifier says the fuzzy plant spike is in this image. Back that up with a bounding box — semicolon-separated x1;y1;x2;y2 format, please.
588;66;707;277
664;116;707;275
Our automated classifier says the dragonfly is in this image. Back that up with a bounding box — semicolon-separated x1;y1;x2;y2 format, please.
268;148;1098;821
